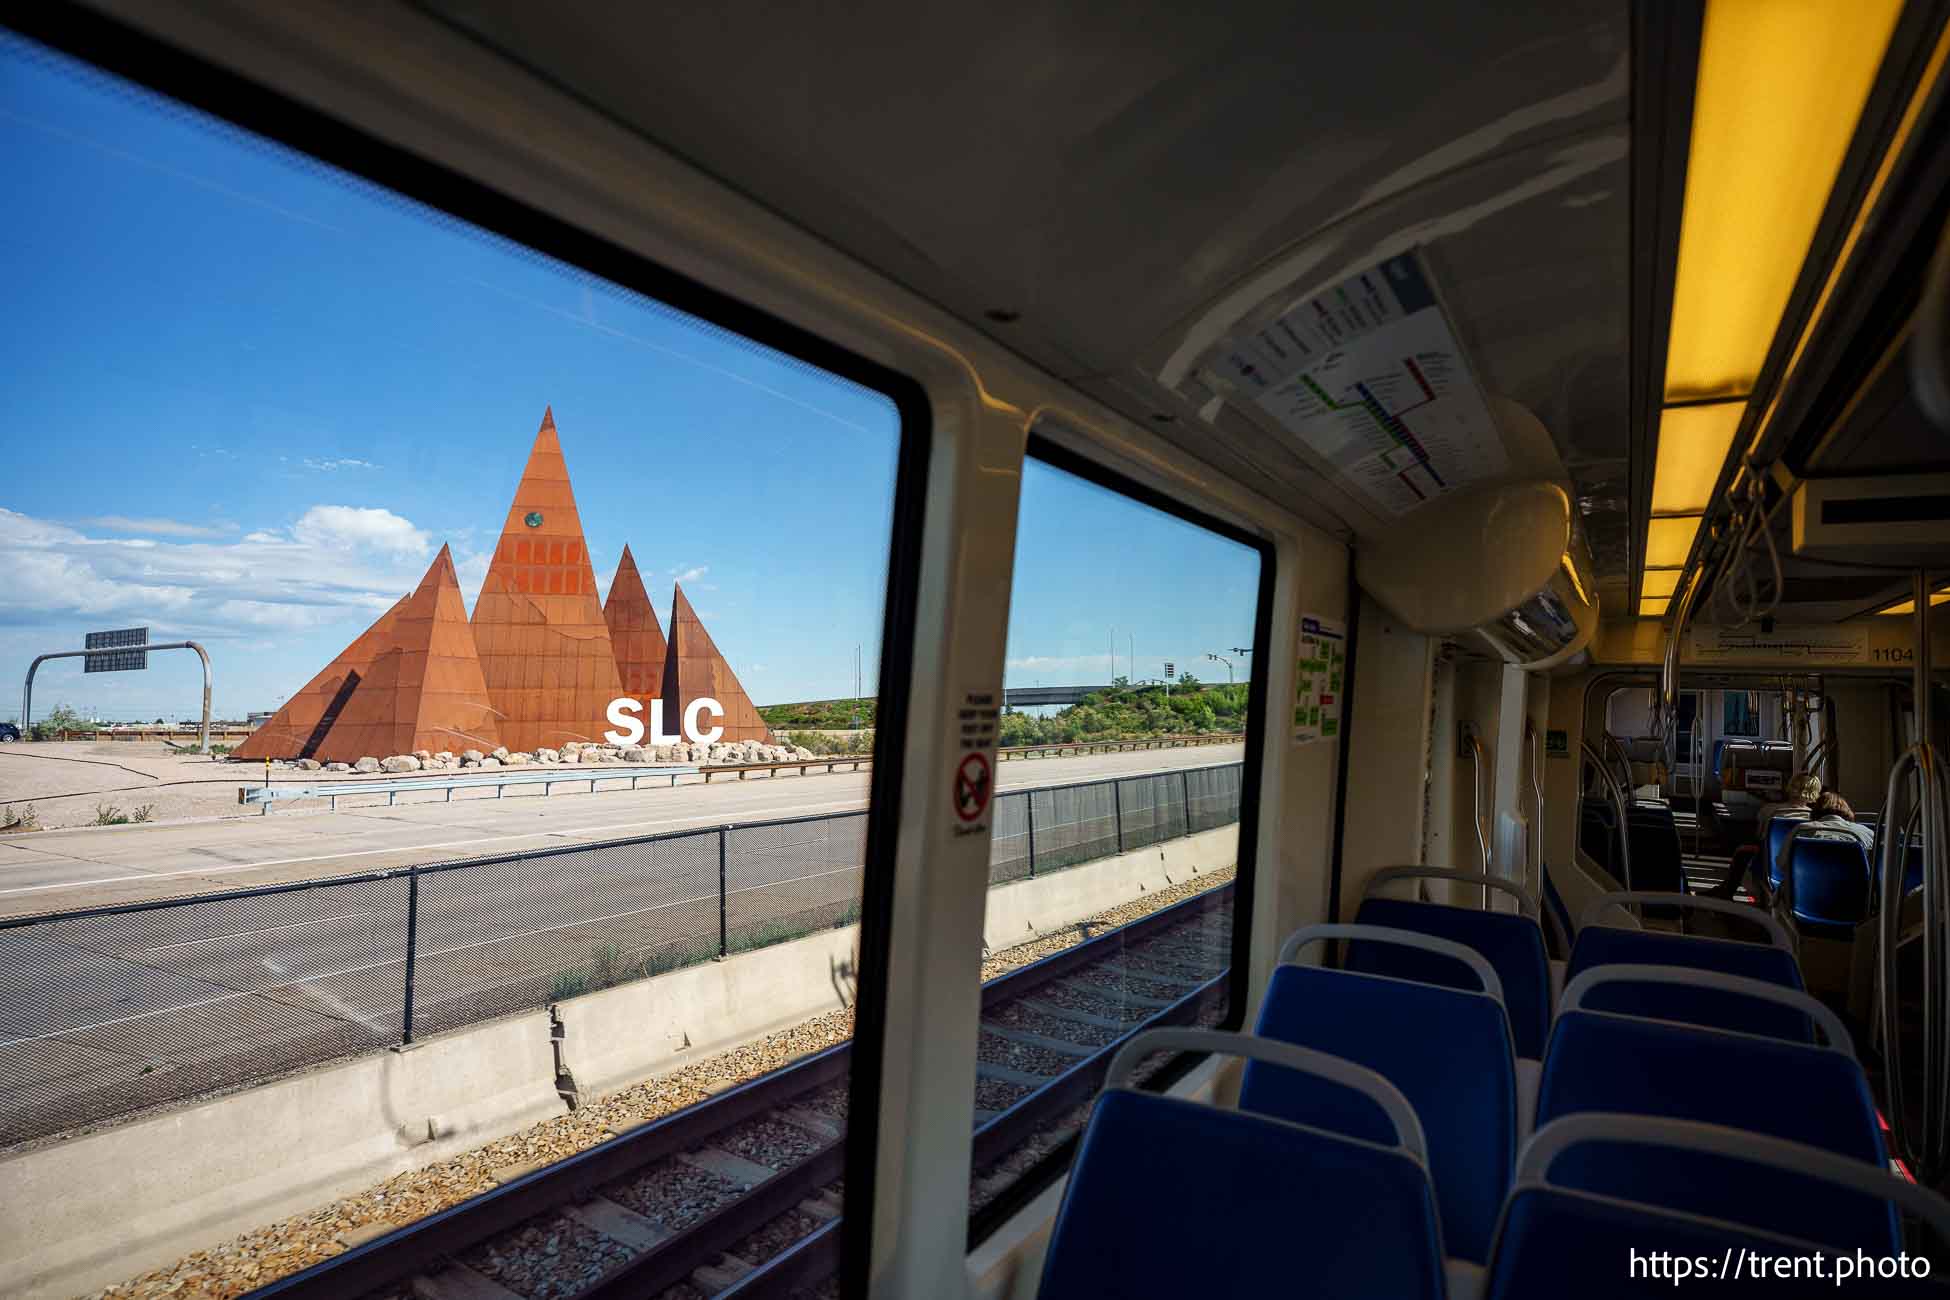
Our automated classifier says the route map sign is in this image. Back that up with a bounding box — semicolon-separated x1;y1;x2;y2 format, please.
1210;252;1509;516
84;626;148;673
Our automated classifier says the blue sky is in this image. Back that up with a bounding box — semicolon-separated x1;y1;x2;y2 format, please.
0;33;1259;722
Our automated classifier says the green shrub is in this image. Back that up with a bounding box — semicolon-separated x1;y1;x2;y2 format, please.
1;804;39;832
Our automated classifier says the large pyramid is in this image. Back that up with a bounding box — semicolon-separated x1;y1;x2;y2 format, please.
233;591;410;761
470;408;626;752
660;583;774;744
306;546;503;763
604;544;666;701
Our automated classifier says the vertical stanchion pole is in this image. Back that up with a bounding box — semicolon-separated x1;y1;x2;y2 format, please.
1182;769;1194;836
718;826;730;959
1113;779;1124;855
402;863;420;1045
1026;794;1038;879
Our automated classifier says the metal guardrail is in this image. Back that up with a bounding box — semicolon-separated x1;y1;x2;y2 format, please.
240;764;702;810
0;760;1245;1145
997;733;1241;759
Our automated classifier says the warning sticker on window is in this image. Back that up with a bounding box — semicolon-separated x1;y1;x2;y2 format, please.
954;688;998;836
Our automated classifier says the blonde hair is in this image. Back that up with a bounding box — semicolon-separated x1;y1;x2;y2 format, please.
1787;771;1822;804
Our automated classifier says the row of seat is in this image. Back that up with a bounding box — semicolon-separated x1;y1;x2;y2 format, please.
1763;809;1922;939
1037;871;1950;1297
1579;797;1686;897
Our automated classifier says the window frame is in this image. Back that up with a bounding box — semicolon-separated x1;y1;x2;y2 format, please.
963;431;1277;1247
0;8;932;1295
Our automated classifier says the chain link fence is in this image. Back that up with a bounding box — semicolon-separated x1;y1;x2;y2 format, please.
0;761;1242;1144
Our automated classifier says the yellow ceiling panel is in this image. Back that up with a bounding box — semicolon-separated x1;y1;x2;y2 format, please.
1641;570;1682;599
1651;402;1745;514
1879;591;1950;615
1645;515;1702;568
1639;596;1671;618
1662;0;1901;400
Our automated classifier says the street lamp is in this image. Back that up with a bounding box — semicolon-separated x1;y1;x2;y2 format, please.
1206;652;1234;684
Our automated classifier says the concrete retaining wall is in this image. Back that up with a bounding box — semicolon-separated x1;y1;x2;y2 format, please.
1;1011;562;1299
0;826;1239;1299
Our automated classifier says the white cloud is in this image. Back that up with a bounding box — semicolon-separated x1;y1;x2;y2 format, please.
82;516;237;538
291;505;430;558
0;505;441;639
672;565;709;582
301;457;381;472
1005;653;1118;676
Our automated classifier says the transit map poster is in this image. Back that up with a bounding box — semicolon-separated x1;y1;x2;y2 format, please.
1294;614;1345;745
1209;251;1509;517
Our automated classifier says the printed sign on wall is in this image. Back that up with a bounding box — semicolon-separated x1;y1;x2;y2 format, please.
1295;614;1346;745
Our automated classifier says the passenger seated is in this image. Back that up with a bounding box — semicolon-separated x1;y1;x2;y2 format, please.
1708;769;1819;904
1779;792;1875;881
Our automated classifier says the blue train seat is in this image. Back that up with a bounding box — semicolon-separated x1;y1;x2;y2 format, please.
1040;1029;1444;1299
1244;925;1516;1264
1762;810;1810;891
1486;1115;1950;1296
1537;985;1890;1248
1780;833;1873;939
1568;893;1803;1019
1353;869;1550;1061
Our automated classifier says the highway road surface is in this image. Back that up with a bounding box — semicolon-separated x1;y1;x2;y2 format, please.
0;744;1243;915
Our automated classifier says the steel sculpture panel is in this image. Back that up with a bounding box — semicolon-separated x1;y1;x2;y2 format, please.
470;408;626;753
660;583;775;744
604;544;667;701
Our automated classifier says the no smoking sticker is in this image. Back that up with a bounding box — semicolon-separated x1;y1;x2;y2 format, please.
955;751;992;823
953;687;999;836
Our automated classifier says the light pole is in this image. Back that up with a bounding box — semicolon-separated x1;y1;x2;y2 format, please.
1206;652;1234;685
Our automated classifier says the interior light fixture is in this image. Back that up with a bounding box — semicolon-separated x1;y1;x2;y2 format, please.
1650;401;1746;515
1878;590;1950;615
1641;570;1682;600
1661;0;1901;401
1639;596;1671;619
1644;516;1703;568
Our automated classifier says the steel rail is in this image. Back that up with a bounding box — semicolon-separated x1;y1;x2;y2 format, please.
251;883;1234;1300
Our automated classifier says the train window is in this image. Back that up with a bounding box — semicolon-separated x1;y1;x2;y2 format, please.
0;26;923;1300
967;443;1267;1240
1724;690;1762;737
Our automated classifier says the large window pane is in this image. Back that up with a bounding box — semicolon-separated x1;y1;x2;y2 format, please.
0;30;907;1300
968;454;1263;1234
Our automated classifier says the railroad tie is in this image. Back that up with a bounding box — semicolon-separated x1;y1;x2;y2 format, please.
779;1106;844;1141
979;1024;1096;1056
1016;997;1129;1031
564;1196;671;1250
411;1263;526;1300
693;1252;757;1292
679;1147;777;1189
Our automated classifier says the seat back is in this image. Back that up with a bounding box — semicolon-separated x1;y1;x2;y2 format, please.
1567;924;1801;989
1485;1115;1950;1291
1763;810;1810;889
1784;833;1873;934
1244;960;1517;1263
1042;1030;1444;1299
1536;1011;1890;1248
1623;811;1685;895
1350;896;1550;1060
1539;859;1574;956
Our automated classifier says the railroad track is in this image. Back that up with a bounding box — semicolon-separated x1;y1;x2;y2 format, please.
255;884;1234;1300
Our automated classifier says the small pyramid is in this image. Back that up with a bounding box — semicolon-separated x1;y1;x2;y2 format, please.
659;583;773;744
471;408;626;752
233;592;411;761
309;546;503;763
604;545;666;700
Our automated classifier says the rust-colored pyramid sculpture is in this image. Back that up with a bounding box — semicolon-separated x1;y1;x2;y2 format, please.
233;592;411;762
660;583;774;744
604;545;666;700
470;408;626;752
305;546;503;763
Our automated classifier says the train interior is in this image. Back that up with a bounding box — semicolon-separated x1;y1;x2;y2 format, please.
10;1;1950;1297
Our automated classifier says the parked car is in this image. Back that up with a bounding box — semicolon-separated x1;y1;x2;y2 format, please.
0;723;20;742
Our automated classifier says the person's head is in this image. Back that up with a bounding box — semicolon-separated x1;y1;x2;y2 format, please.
1814;791;1855;821
1787;771;1822;805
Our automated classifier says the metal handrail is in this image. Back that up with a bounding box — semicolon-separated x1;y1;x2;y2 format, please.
1580;740;1634;891
1879;743;1950;1184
